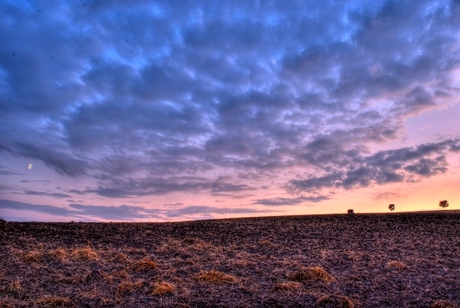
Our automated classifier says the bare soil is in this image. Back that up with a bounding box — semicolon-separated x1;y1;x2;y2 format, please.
1;211;459;307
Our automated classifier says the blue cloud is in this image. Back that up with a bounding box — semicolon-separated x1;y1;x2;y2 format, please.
1;0;459;221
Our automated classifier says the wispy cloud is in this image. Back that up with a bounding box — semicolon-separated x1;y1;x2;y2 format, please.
22;191;72;199
253;196;329;206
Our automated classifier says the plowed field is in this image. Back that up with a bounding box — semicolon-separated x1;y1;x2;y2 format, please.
1;211;459;307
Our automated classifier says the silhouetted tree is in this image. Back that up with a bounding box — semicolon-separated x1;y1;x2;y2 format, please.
347;209;354;215
439;200;449;209
388;204;395;211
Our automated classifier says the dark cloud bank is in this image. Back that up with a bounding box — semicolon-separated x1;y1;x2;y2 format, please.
290;138;460;193
1;0;460;220
0;199;269;222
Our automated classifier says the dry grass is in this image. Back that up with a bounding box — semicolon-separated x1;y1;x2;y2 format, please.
112;252;130;263
316;294;355;308
195;270;238;284
0;302;13;308
80;285;106;302
1;211;459;307
386;260;408;269
70;247;98;261
152;281;176;296
125;247;146;256
183;237;216;252
113;270;130;280
291;266;335;283
6;279;22;293
82;269;113;284
431;299;457;308
47;248;68;261
35;295;73;307
274;281;302;291
116;279;144;296
182;237;198;244
24;251;42;263
132;258;157;272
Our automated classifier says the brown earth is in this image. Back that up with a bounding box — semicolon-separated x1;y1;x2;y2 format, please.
0;211;459;307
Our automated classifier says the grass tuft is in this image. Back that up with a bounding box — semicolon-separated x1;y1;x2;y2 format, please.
132;258;157;272
47;249;68;262
71;247;98;261
116;279;144;296
195;270;238;284
291;266;335;283
274;281;302;291
35;295;73;307
112;253;130;263
6;279;22;294
152;281;176;296
24;251;42;263
430;300;457;308
316;294;354;308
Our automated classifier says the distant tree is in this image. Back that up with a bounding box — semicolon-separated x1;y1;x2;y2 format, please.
388;204;395;211
347;209;354;215
439;200;449;209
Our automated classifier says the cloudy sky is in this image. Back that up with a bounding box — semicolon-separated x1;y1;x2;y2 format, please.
1;0;460;222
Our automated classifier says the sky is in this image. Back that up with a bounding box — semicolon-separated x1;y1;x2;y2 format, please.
1;0;460;222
